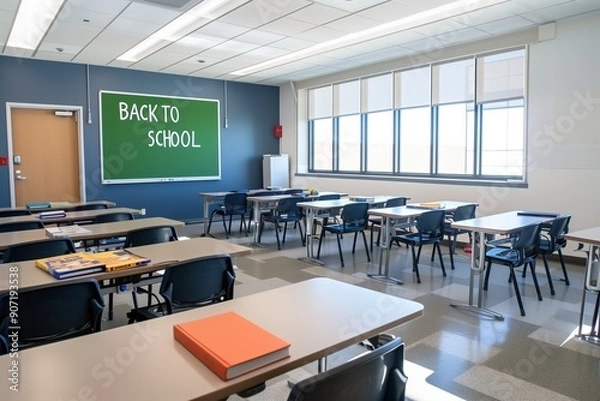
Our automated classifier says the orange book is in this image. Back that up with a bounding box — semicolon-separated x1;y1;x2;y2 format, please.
173;311;290;380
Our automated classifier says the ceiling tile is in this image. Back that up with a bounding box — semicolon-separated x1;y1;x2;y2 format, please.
323;14;381;33
108;17;162;36
43;23;102;47
234;29;284;45
311;0;388;13
55;8;120;29
286;3;348;25
0;0;18;12
67;0;131;15
412;19;469;37
446;5;516;27
500;0;575;15
35;50;77;62
401;0;460;12
574;0;600;12
168;34;226;53
379;30;429;45
269;37;317;51
435;27;490;45
358;1;422;23
72;31;141;64
475;15;536;35
261;17;315;36
521;2;588;23
295;26;346;42
196;20;249;39
118;2;179;24
196;39;260;59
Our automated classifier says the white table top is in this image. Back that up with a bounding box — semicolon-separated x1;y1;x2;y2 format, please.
0;278;423;401
0;237;253;293
298;196;394;210
0;217;184;251
565;227;600;246
452;211;555;235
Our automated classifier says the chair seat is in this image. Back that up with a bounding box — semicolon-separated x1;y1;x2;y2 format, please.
393;232;438;246
486;247;520;263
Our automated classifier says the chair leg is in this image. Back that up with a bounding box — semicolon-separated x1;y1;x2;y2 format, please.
361;231;371;262
108;292;114;320
558;249;570;285
352;232;358;254
484;260;492;291
529;262;543;301
509;266;526;316
282;222;288;245
206;212;216;237
448;235;456;270
370;224;374;253
317;229;326;259
410;245;421;283
336;233;345;267
221;215;228;239
298;221;305;246
257;218;264;243
435;242;447;277
541;254;556;296
274;223;282;250
228;215;233;236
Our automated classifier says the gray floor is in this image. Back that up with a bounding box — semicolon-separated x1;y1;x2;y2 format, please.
105;222;600;401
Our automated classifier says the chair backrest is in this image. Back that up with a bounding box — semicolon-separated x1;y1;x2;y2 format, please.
0;220;44;233
283;188;304;194
341;202;370;230
548;215;571;242
275;196;304;218
416;209;446;239
0;279;104;353
0;209;31;217
287;336;406;401
385;197;408;208
452;204;477;222
159;255;235;314
3;238;76;262
93;212;134;223
124;225;178;247
222;193;247;214
74;203;109;211
515;223;543;261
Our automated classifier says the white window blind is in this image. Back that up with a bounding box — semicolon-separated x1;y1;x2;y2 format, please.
333;80;360;116
394;66;430;108
361;73;392;112
432;58;475;105
309;86;332;119
477;48;525;103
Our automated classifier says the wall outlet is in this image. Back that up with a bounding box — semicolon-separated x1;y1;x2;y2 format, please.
140;208;146;215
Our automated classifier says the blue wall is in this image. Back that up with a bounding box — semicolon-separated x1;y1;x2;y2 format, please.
0;56;280;221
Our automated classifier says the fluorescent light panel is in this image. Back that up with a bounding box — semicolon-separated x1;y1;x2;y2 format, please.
231;0;508;76
6;0;65;50
118;0;245;62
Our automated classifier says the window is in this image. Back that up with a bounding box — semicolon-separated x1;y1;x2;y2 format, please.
306;47;526;183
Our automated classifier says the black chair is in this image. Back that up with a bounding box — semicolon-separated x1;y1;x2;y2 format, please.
0;220;44;232
539;215;571;287
207;193;247;239
93;212;134;223
74;203;109;211
392;209;447;283
3;238;76;262
0;279;104;353
287;336;407;401
443;203;477;270
313;193;342;236
258;196;305;250
245;190;278;235
91;212;134;249
484;223;543;316
123;225;179;308
317;202;371;267
369;196;409;252
0;209;31;217
126;254;235;323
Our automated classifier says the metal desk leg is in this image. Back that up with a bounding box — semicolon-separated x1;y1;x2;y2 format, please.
451;231;504;320
368;216;403;284
201;197;210;237
578;244;600;345
298;208;324;265
250;200;265;247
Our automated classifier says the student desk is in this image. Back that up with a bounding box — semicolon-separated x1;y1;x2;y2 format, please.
451;211;556;321
0;207;141;226
0;200;116;213
0;217;184;251
0;278;423;401
564;227;600;345
297;196;396;265
0;237;252;293
367;201;476;284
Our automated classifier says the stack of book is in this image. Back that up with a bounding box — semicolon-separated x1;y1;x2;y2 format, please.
173;311;291;380
37;210;67;219
46;225;92;238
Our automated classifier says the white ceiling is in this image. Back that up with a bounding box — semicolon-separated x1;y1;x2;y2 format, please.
0;0;598;86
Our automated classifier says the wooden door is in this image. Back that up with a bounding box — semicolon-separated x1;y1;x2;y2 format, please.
11;108;81;206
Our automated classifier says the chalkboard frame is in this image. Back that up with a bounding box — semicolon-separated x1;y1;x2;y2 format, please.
99;90;221;184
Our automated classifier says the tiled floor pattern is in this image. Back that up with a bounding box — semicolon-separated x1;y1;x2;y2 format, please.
105;223;599;401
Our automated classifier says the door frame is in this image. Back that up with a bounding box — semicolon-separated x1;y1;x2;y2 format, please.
6;102;86;207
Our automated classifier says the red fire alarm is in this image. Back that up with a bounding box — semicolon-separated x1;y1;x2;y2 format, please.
0;156;8;166
274;125;283;138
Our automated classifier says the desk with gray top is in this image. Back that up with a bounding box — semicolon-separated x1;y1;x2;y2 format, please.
0;207;141;226
297;196;397;265
564;227;600;345
0;237;252;294
0;277;423;401
0;217;184;251
0;200;116;214
451;211;556;321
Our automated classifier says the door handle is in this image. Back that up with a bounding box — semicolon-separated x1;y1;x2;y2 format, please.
16;175;27;180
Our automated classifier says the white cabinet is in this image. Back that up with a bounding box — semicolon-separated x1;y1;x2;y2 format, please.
262;154;289;189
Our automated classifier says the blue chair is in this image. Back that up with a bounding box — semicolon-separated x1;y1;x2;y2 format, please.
369;196;409;252
392;209;447;283
207;193;248;238
443;203;477;270
539;215;571;287
258;196;305;250
0;220;44;233
2;238;76;262
0;279;104;353
0;209;31;217
287;336;407;401
317;202;371;267
484;223;543;316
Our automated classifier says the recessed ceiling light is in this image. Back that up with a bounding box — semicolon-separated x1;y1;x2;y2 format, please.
6;0;66;50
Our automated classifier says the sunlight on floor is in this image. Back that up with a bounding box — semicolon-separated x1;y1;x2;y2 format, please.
405;360;466;401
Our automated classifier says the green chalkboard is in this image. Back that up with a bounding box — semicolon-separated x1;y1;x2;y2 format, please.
99;91;220;184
